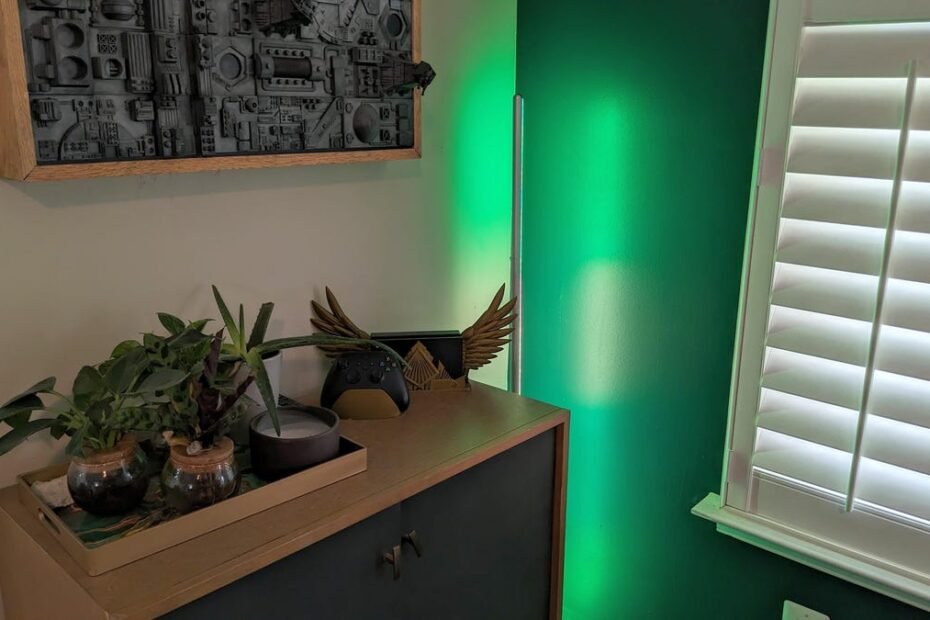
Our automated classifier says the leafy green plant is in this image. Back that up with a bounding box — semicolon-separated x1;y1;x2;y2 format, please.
105;314;250;450
0;288;404;458
0;347;189;457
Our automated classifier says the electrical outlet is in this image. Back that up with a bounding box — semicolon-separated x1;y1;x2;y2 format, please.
783;601;830;620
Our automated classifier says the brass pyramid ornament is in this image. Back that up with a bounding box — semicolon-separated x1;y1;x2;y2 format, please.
311;285;518;391
405;342;442;390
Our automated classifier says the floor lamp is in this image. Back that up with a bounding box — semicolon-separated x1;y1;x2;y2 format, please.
510;94;525;395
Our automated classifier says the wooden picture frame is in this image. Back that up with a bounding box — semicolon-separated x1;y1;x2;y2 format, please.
0;0;422;181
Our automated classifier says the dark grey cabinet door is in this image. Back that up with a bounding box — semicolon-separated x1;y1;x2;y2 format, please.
400;430;555;620
163;505;403;620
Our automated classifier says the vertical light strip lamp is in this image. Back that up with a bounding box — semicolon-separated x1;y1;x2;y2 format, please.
510;94;525;394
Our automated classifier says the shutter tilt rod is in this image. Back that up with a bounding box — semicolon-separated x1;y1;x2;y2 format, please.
845;61;918;511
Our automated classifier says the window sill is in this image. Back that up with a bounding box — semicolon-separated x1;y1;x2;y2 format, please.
692;493;930;612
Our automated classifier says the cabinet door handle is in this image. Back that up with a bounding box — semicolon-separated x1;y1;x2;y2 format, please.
402;530;423;557
382;544;402;580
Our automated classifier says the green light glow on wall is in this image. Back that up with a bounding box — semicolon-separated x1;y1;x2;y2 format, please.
520;83;652;620
569;98;633;403
573;97;628;261
445;0;516;387
516;2;817;618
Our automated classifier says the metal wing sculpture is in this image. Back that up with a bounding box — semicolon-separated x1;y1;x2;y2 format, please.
310;288;371;356
311;285;517;390
461;285;518;372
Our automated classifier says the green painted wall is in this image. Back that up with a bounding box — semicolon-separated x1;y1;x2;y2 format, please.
517;2;928;618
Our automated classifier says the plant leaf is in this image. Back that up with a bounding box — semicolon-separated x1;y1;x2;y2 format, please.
73;366;106;409
238;304;245;351
0;377;56;428
247;302;275;350
158;313;186;336
111;340;142;358
165;327;211;349
212;286;241;350
259;336;405;366
0;395;42;427
189;319;211;332
104;347;148;394
50;421;67;440
0;419;55;456
258;335;355;351
0;377;56;409
246;351;280;436
137;369;189;394
64;429;84;456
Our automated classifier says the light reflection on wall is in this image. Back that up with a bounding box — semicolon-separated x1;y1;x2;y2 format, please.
446;1;517;388
572;261;630;404
518;1;771;617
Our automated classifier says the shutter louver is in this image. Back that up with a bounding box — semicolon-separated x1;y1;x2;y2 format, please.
749;17;930;540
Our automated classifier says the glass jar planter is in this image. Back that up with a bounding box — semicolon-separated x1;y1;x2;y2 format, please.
161;437;239;514
67;436;149;516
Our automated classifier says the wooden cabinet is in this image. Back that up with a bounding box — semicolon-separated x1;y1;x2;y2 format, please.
164;430;555;620
0;384;569;619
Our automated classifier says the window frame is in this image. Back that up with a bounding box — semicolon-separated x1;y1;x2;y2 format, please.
695;0;930;611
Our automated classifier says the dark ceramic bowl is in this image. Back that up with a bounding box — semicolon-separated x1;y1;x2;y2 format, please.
249;406;341;480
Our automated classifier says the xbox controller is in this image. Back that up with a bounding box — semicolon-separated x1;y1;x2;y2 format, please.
321;351;411;420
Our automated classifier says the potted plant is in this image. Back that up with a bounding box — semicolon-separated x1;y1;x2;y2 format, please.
0;347;189;516
0;286;402;518
155;328;251;513
148;286;401;513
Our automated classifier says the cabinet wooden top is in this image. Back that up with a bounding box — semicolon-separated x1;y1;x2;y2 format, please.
0;384;568;619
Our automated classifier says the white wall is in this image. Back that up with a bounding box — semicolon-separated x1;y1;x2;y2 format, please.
0;0;516;609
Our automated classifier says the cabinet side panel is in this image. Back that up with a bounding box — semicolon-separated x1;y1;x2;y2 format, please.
0;510;104;619
550;419;569;620
0;0;36;180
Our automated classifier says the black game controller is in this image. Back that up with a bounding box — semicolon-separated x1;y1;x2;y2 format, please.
321;351;411;420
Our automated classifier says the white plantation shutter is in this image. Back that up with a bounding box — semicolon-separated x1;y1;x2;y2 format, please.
724;0;930;593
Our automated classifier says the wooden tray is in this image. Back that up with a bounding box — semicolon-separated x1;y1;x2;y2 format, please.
16;436;367;576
